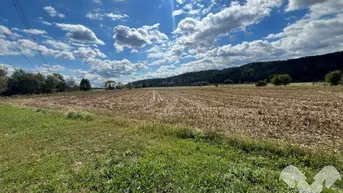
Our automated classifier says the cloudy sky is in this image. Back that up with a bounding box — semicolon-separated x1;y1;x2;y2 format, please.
0;0;343;85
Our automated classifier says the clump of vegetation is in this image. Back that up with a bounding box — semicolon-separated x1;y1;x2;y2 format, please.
105;80;125;90
255;80;267;87
127;82;134;89
0;67;8;95
325;70;342;86
65;110;95;121
271;74;292;86
0;67;88;96
80;78;91;91
105;80;116;90
34;108;48;114
65;77;80;92
191;81;209;86
223;79;234;84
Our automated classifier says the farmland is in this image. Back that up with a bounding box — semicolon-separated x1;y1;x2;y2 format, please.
1;86;343;192
5;86;343;151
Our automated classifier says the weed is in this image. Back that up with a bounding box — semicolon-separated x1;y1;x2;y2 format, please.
65;110;95;121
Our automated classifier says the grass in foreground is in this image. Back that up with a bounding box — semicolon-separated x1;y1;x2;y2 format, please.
0;104;342;192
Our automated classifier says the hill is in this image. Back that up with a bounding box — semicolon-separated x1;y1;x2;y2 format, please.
132;51;343;87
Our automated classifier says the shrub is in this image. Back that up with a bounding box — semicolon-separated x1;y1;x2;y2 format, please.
271;75;281;86
223;79;234;84
271;74;292;86
325;70;342;86
279;74;292;86
255;80;267;87
65;110;95;121
191;81;209;86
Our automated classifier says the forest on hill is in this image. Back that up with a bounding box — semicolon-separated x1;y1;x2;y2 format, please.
132;51;343;87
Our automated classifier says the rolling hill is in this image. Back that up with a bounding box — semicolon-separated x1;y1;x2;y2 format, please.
132;51;343;87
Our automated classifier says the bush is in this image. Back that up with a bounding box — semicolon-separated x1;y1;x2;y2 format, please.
65;110;95;121
271;75;281;86
325;70;342;86
279;74;292;86
255;80;267;87
271;74;292;86
223;79;234;84
191;81;209;86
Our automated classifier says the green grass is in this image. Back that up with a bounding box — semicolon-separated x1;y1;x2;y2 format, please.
0;103;342;192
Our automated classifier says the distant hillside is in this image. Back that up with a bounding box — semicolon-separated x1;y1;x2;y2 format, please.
132;51;343;87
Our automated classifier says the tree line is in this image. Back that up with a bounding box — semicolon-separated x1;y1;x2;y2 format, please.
0;68;94;96
131;51;343;87
0;67;134;96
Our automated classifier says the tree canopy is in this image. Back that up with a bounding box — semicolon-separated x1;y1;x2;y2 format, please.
0;68;90;96
80;78;91;91
325;70;342;86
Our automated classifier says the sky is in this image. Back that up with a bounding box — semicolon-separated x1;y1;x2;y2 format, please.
0;0;343;86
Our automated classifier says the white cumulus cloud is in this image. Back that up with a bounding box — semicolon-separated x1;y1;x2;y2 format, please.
113;23;167;52
55;23;105;45
43;6;65;18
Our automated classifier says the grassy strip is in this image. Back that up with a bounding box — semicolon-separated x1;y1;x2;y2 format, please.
0;104;342;192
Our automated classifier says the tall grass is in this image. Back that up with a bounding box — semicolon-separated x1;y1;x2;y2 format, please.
65;110;95;121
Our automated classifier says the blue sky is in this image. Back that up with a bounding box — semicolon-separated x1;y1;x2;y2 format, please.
0;0;342;86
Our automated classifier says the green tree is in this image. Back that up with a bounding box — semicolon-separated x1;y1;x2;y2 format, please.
80;78;91;91
105;80;116;90
271;75;281;86
66;77;76;88
127;82;134;89
53;73;67;92
0;67;8;94
45;75;59;93
35;73;47;93
325;70;342;86
116;82;124;89
278;74;292;86
7;70;46;95
271;74;292;86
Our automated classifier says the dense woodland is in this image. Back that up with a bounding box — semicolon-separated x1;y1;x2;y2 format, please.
132;51;343;87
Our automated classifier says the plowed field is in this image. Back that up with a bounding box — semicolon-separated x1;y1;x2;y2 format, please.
5;86;343;151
